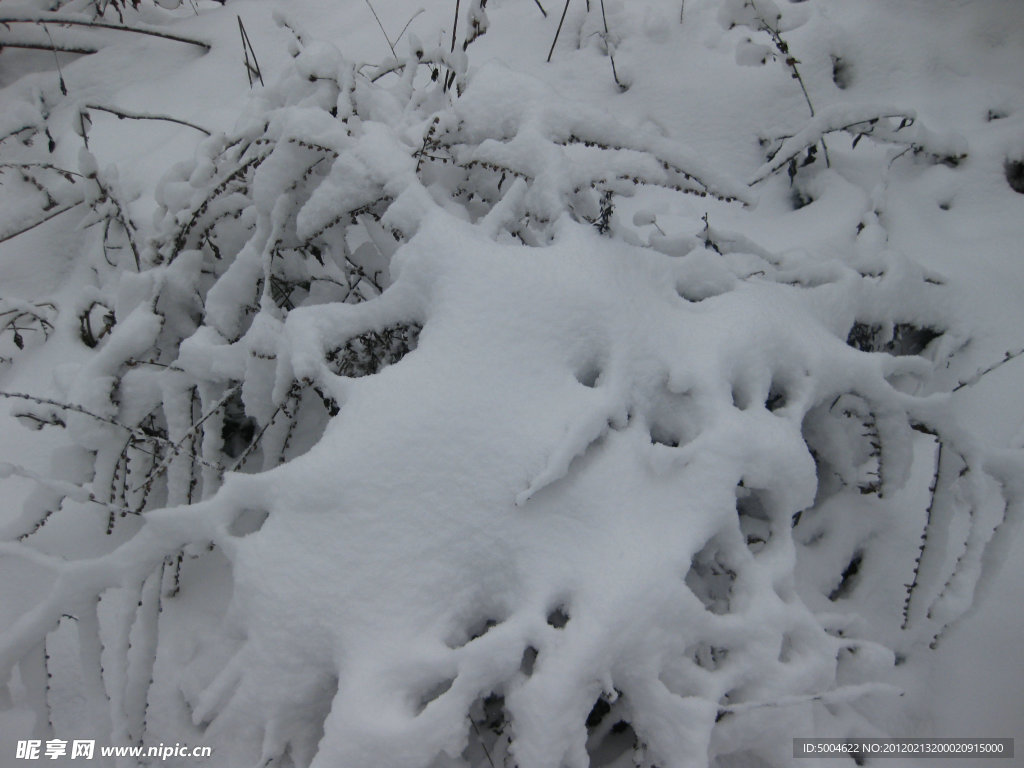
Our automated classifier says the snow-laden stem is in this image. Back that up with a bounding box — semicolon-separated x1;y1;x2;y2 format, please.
0;16;211;51
0;200;84;244
83;104;211;136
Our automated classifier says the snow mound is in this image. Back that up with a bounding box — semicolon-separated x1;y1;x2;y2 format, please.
0;3;1021;768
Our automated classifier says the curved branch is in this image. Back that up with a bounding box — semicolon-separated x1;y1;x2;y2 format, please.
84;104;211;136
0;40;97;54
0;16;211;51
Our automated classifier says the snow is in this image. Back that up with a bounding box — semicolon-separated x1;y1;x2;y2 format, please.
1;0;1023;766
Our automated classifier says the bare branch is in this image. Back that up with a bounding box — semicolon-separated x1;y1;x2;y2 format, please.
0;16;211;51
84;104;211;136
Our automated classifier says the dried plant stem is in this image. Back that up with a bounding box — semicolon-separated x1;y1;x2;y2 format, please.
953;346;1024;391
599;0;624;90
444;0;461;92
751;8;830;167
41;24;68;95
0;200;83;245
0;16;211;51
364;0;397;59
394;8;425;47
0;391;224;473
901;441;943;629
237;16;264;88
84;104;211;136
449;0;460;53
547;0;571;62
0;41;97;54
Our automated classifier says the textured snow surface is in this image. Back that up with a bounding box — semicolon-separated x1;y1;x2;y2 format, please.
1;0;1023;766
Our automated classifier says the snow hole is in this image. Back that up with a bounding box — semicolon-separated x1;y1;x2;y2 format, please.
575;358;603;388
685;540;735;615
227;507;269;537
1004;158;1024;194
846;322;941;356
648;388;698;448
737;487;772;555
546;604;570;629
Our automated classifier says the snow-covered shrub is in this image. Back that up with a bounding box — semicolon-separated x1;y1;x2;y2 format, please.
0;4;1021;768
721;0;968;186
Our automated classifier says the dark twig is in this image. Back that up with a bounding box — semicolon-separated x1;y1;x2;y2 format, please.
449;0;460;54
0;162;81;180
237;16;264;88
80;164;141;271
599;0;623;90
751;113;915;186
84;104;211;136
901;442;943;629
952;347;1024;391
0;17;211;51
534;0;548;17
0;41;97;54
394;8;425;48
444;0;461;92
745;2;830;167
0;391;224;472
40;24;68;95
470;719;497;768
0;200;83;245
547;0;571;63
363;0;397;60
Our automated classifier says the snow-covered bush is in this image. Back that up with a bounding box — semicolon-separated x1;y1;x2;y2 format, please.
0;3;1021;767
720;0;968;187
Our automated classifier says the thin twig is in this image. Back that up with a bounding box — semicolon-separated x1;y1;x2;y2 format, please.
0;391;224;472
0;125;40;148
394;8;425;47
444;0;461;92
137;386;240;489
40;24;68;95
363;0;397;59
751;9;830;167
0;41;97;54
952;347;1024;391
0;461;144;519
547;0;571;63
237;16;264;88
0;162;81;180
469;719;497;768
84;104;211;136
901;441;943;629
750;112;915;186
0;200;83;245
0;17;211;51
599;0;623;90
533;0;548;17
449;0;460;53
85;168;141;271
